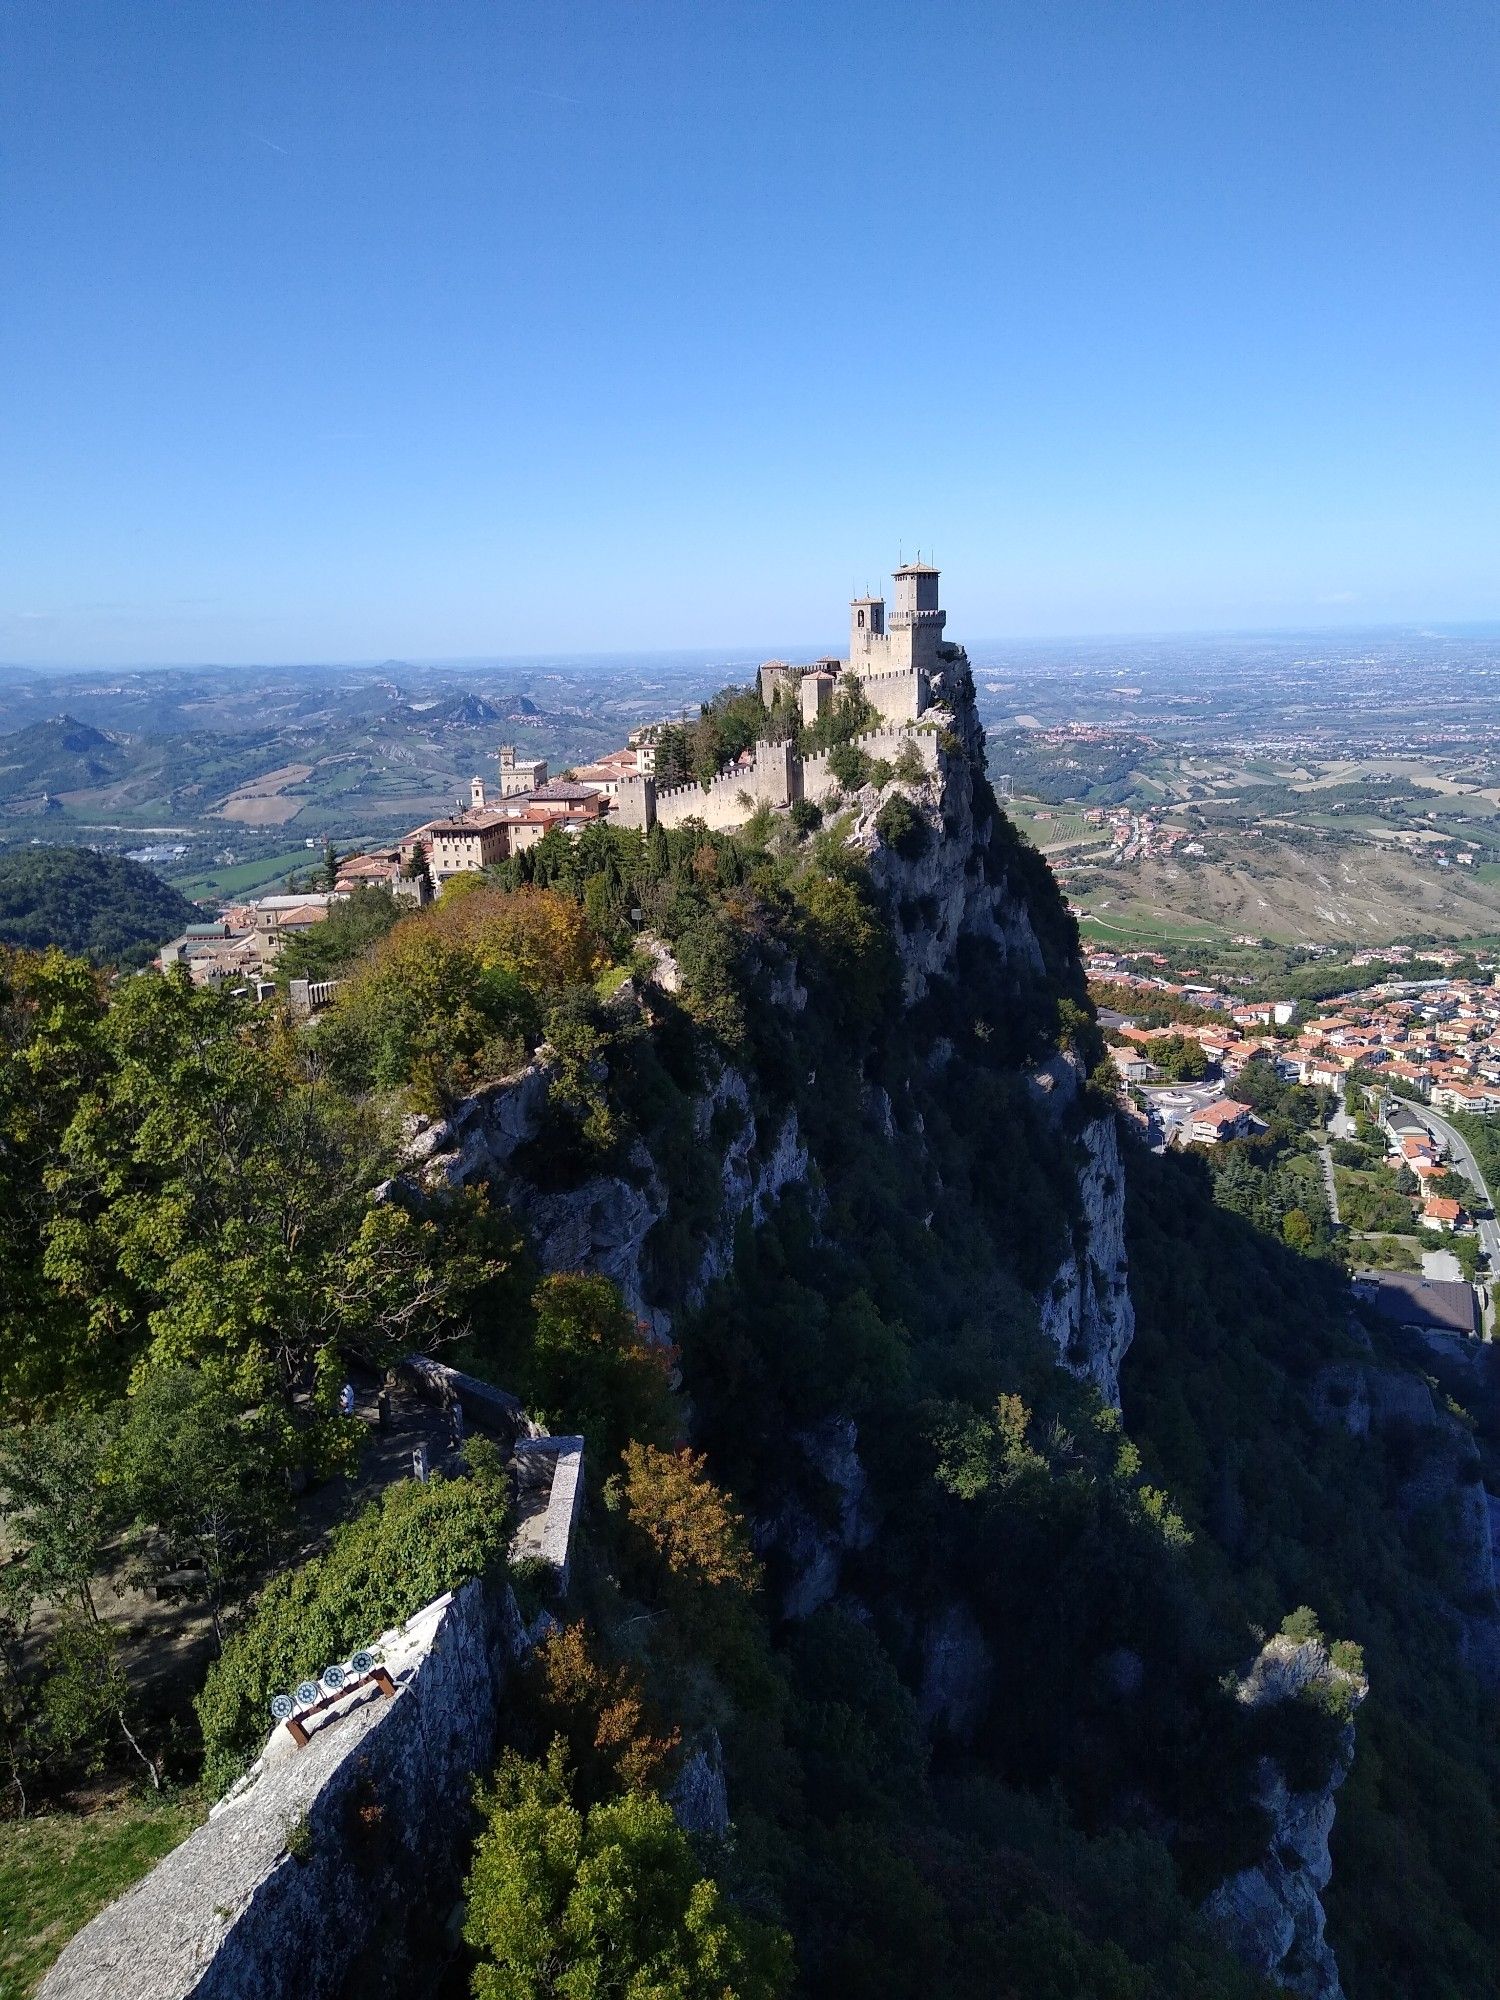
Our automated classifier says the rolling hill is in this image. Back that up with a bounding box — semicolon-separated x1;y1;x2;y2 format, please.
0;846;197;965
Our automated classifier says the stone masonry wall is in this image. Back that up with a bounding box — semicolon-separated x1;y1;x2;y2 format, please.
40;1581;520;2000
801;723;938;806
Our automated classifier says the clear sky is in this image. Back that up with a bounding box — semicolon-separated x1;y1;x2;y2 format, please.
1;0;1497;664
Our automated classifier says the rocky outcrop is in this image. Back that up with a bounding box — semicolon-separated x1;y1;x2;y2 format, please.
755;1417;877;1622
1202;1634;1367;2000
40;1582;520;2000
1309;1359;1439;1436
668;1730;731;1839
405;1056;556;1189
406;1052;814;1344
857;666;1047;1009
848;656;1137;1405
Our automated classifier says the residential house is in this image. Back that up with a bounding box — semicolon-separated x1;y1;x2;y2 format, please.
1187;1099;1252;1145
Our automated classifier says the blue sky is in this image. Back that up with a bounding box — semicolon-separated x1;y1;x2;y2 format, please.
1;0;1496;663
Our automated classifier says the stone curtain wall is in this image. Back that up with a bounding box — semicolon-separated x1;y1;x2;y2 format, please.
650;738;797;831
40;1582;519;2000
613;700;936;834
800;724;939;806
849;666;927;724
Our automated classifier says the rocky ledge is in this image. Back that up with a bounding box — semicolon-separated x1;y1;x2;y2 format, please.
1202;1633;1367;2000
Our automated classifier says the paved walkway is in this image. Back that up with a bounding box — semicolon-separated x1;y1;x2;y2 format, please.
1319;1144;1341;1225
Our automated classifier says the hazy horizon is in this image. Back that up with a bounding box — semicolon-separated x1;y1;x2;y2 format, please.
7;615;1500;682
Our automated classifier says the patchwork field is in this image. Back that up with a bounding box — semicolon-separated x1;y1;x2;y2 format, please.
212;762;316;825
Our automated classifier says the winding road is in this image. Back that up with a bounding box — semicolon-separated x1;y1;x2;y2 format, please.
1402;1105;1500;1272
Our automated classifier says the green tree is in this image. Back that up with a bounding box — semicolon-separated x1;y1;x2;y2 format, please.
110;1366;305;1643
520;1275;674;1465
0;947;110;1410
1154;1034;1209;1083
874;792;929;860
464;1746;792;2000
827;742;873;792
40;970;515;1392
0;1414;160;1789
0;1411;121;1622
38;1616;158;1788
276;886;401;986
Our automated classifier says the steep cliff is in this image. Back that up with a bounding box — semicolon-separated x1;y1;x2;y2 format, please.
411;646;1133;1411
403;1045;816;1345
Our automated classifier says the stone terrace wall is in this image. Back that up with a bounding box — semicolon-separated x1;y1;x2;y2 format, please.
40;1581;520;2000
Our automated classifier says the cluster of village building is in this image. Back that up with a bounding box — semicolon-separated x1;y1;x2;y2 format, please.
1092;946;1500;1230
157;564;953;988
153;742;639;988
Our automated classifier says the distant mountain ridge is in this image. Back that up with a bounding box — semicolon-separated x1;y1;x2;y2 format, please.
0;713;128;798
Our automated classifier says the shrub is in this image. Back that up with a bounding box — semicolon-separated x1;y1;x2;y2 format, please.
1279;1604;1322;1644
525;1622;680;1798
316;927;534;1109
827;743;873;792
315;886;605;1109
619;1442;760;1598
277;887;401;986
788;799;822;836
874;793;930;862
893;740;925;784
195;1462;511;1794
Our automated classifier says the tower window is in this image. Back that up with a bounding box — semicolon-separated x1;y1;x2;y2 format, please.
857;610;865;628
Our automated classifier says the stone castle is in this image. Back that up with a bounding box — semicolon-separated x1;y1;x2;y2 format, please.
615;562;949;835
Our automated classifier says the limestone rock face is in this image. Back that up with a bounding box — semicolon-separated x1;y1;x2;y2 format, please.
513;1151;669;1335
406;1056;555;1187
857;665;1047;1009
851;656;1137;1405
408;1056;813;1345
755;1418;877;1621
668;1730;731;1840
1037;1107;1135;1409
1202;1635;1367;2000
1309;1360;1439;1436
1309;1360;1500;1683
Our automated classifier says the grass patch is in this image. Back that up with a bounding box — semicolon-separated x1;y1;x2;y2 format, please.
1074;906;1230;946
0;1793;203;1998
170;846;319;900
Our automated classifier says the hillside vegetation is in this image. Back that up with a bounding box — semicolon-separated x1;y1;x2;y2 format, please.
0;845;195;965
1070;835;1500;945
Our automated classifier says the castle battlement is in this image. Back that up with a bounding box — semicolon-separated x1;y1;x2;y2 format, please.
619;565;950;835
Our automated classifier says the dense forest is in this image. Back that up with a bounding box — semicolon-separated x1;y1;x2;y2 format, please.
0;845;195;966
3;704;1499;2000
